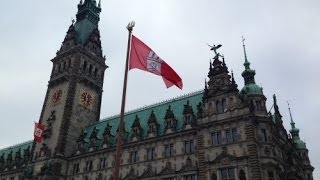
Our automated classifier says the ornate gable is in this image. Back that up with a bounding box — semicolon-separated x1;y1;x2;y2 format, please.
179;157;197;173
123;167;139;180
158;161;176;176
140;164;157;178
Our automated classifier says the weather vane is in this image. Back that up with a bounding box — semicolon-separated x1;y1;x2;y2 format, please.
208;43;222;59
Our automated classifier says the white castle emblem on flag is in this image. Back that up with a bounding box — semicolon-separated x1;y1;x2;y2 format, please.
35;128;43;137
147;51;162;74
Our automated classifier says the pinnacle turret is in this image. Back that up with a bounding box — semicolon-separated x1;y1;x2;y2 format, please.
240;37;263;96
75;0;102;44
287;102;306;150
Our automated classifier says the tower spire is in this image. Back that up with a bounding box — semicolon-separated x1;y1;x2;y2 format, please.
242;36;250;70
287;102;307;149
240;36;263;96
287;101;296;129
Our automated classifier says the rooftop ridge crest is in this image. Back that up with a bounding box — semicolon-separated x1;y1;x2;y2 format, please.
96;90;204;125
0;140;33;152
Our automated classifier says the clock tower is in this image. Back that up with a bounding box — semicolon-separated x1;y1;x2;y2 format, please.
31;0;107;177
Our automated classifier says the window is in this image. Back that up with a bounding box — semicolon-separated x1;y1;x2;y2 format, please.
85;160;93;172
222;98;226;112
184;140;195;154
232;128;238;142
99;157;107;169
94;68;98;77
216;100;222;113
226;129;231;143
184;174;196;180
147;147;156;160
212;131;222;145
165;144;174;157
184;115;192;125
149;124;155;133
221;168;235;180
89;64;93;74
130;151;138;163
83;61;87;71
261;129;267;142
256;100;263;110
268;171;275;180
72;163;80;174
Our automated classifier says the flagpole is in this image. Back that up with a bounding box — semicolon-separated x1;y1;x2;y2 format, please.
112;21;135;180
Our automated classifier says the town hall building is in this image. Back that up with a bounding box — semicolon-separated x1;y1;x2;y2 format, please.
0;0;314;180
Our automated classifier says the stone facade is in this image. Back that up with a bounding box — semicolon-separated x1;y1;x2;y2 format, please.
0;0;314;180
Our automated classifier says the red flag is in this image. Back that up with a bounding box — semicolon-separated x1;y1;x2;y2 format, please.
34;122;45;143
129;35;183;89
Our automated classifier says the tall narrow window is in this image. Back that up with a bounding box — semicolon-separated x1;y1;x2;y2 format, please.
232;128;238;142
184;115;192;125
130;151;138;163
147;147;156;160
83;61;87;71
222;98;226;112
226;129;231;143
216;100;222;113
89;64;93;74
211;131;222;145
94;68;98;77
63;61;66;71
261;129;267;142
85;160;93;172
99;157;107;169
184;140;194;154
165;144;174;157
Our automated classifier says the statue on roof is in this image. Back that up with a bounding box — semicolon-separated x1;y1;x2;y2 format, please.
208;44;222;59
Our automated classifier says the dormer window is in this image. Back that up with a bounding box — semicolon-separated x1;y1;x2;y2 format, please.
149;124;155;133
184;115;192;125
131;115;142;140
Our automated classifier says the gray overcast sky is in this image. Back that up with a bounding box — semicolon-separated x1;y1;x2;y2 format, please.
0;0;319;177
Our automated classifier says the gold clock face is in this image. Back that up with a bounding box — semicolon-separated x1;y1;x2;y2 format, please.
80;91;94;108
52;89;63;104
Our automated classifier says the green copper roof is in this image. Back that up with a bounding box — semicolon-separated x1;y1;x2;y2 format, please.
0;141;32;160
294;139;307;150
81;91;203;151
240;83;263;95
